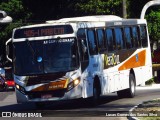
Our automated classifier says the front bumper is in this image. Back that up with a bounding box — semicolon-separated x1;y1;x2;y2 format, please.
15;84;82;103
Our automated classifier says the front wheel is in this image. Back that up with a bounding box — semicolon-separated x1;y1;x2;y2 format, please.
89;83;100;106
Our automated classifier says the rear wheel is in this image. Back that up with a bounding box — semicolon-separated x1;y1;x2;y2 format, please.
117;73;135;98
126;74;136;98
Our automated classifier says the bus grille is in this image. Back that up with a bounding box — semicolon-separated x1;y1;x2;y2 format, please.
25;89;66;99
26;72;66;86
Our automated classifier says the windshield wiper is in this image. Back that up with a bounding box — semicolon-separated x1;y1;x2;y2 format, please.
25;39;36;63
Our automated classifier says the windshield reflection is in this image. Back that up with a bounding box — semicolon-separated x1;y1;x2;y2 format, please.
13;38;79;75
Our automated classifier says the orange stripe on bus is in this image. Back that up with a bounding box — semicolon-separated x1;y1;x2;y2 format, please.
118;50;146;71
32;80;68;92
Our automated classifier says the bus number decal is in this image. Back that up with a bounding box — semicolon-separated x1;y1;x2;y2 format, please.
103;54;120;68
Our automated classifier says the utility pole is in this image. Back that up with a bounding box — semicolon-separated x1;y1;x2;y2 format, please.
122;0;127;18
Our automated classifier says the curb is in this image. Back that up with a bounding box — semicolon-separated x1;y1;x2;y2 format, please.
128;98;160;120
128;103;141;120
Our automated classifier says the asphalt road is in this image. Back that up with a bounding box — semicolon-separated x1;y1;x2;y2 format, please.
0;84;160;120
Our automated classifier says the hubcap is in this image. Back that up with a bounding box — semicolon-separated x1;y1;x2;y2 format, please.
131;80;135;94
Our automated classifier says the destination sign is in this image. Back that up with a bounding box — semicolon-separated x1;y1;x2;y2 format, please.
14;25;73;38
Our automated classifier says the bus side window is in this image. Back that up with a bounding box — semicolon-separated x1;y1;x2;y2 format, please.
87;29;98;55
97;29;105;53
114;28;125;50
140;26;148;47
124;27;132;49
132;26;139;48
77;29;89;61
105;28;115;52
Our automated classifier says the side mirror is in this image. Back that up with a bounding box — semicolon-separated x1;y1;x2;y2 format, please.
0;10;12;24
6;38;12;62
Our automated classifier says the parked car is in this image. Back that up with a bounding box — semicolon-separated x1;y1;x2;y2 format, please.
4;67;15;90
152;48;160;63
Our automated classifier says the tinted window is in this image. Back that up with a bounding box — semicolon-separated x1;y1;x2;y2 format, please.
79;39;89;61
77;29;89;61
114;28;125;50
97;29;105;51
87;29;97;55
124;27;132;49
132;26;139;48
140;26;148;47
105;29;115;51
77;29;86;39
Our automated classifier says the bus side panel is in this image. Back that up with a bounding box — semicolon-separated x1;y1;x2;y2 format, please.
133;67;143;85
119;70;130;90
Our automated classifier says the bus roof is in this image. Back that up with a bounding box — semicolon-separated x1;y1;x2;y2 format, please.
14;15;147;30
46;15;123;23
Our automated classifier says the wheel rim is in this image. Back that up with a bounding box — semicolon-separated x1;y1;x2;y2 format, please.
131;79;135;94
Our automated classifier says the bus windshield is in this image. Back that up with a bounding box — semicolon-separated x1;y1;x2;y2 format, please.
13;38;79;75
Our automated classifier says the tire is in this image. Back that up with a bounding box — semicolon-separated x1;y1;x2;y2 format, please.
117;73;136;98
89;82;100;106
126;74;136;98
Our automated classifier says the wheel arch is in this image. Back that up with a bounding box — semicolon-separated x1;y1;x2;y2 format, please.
93;75;101;95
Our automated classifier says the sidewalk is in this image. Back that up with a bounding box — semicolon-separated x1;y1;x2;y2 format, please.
136;83;160;90
130;83;160;120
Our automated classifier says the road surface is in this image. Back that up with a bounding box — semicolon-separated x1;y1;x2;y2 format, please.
0;84;160;120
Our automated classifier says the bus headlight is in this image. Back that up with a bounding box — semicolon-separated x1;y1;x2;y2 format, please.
15;84;25;94
67;78;80;91
16;84;20;89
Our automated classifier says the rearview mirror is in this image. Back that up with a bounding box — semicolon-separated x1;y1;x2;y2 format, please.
0;10;12;24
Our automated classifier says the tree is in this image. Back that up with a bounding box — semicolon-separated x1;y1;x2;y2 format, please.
146;9;160;50
75;0;122;16
0;0;31;65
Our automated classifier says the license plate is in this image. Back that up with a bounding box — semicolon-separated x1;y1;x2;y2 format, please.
41;94;52;99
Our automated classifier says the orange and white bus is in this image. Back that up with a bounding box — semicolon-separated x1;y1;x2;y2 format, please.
7;15;152;107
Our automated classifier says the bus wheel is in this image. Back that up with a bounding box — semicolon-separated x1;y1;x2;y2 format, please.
117;74;135;98
89;82;100;106
127;73;136;98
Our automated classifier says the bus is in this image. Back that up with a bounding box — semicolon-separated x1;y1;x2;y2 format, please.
6;15;152;107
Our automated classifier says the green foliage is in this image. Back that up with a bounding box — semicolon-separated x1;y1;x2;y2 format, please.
76;0;122;16
145;78;155;85
146;10;160;42
0;0;160;66
0;0;32;39
0;0;32;64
